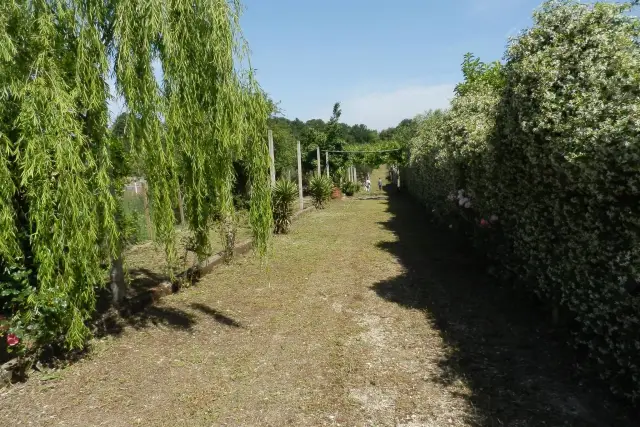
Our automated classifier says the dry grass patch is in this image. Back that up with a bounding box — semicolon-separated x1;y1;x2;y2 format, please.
0;194;636;426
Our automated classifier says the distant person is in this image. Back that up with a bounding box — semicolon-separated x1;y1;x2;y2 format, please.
365;178;371;192
378;178;382;191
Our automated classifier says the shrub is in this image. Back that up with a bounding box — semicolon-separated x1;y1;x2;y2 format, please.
491;1;640;400
272;179;298;234
403;0;640;401
405;109;456;221
341;181;360;196
308;175;333;209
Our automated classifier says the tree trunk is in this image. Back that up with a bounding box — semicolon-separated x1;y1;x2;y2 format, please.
221;215;236;263
110;255;126;306
177;186;186;225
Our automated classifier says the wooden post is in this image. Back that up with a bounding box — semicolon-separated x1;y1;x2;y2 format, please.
110;254;125;306
268;129;276;185
325;151;330;177
297;141;304;211
316;146;321;176
177;185;186;225
142;182;154;240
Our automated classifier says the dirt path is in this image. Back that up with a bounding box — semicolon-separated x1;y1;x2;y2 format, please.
0;194;635;426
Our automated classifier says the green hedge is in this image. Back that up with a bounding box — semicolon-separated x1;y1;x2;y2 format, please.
403;0;640;401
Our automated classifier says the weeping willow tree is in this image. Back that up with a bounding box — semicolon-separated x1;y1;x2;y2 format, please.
0;0;271;351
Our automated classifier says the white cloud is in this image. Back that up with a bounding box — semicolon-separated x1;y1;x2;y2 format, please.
339;84;455;131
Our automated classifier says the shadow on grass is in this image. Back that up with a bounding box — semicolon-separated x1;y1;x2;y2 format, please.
33;304;196;375
24;263;203;379
353;195;387;200
370;185;637;426
93;303;196;339
123;305;196;331
128;267;169;294
92;267;199;339
190;303;243;328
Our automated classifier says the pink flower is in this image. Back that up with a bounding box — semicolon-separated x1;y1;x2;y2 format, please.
6;333;19;347
480;219;489;227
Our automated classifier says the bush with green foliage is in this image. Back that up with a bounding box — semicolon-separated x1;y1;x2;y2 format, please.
308;175;333;209
403;0;640;401
405;109;456;222
272;179;298;234
340;181;360;196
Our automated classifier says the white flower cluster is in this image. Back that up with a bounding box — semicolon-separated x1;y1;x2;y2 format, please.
448;190;499;221
403;0;640;401
455;189;472;209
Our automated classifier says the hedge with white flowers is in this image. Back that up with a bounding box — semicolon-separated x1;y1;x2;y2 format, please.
403;0;640;401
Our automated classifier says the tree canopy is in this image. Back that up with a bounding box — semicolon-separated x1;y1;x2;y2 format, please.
0;0;271;350
266;102;414;179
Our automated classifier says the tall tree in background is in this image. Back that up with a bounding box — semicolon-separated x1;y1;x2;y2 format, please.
380;118;418;145
268;117;298;179
0;0;271;350
345;123;378;145
325;102;343;146
263;102;413;179
323;102;347;177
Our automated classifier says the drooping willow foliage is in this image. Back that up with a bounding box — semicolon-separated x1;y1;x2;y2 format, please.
0;0;271;350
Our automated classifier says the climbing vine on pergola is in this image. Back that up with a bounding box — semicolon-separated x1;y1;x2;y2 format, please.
327;141;404;180
0;0;271;349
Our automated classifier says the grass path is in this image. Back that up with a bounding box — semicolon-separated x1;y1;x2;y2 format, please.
1;193;635;426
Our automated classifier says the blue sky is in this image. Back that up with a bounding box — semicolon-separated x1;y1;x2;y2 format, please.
240;0;542;129
107;1;634;130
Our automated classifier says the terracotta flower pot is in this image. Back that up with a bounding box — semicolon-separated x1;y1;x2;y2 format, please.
331;187;342;199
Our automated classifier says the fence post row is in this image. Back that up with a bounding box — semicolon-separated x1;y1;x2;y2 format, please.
142;181;154;240
297;141;304;211
266;130;400;198
325;151;329;177
268;129;276;186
